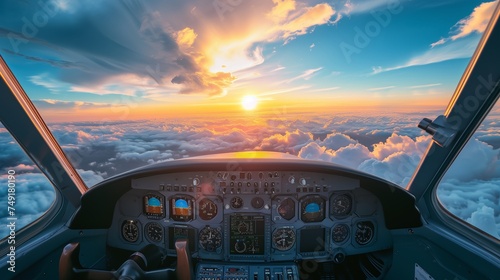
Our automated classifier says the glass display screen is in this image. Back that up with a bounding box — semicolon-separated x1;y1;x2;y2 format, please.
300;227;325;253
170;195;194;221
143;194;165;219
229;215;265;255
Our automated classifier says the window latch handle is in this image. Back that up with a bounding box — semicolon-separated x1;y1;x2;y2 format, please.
418;115;457;147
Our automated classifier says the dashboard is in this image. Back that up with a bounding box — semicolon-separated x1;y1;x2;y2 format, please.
70;153;422;279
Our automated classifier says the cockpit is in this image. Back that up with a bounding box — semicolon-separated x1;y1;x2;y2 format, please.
63;153;420;279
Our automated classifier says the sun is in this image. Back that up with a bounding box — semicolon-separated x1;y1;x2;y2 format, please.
241;95;258;111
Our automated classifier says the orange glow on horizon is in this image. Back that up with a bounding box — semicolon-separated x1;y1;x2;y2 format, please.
35;92;449;123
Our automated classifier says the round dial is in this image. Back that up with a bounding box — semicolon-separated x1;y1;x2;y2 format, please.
355;221;375;245
272;227;296;251
331;194;352;217
251;197;264;209
234;240;247;253
199;198;218;220
332;224;350;243
145;222;163;243
199;226;222;252
300;195;325;223
122;220;139;242
230;196;243;209
277;198;295;220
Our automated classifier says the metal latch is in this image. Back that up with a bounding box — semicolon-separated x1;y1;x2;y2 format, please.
418;115;457;147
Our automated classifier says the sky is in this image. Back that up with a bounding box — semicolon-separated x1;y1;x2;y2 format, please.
0;0;497;121
0;0;499;240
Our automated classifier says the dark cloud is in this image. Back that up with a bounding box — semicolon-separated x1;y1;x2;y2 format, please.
171;71;236;96
2;48;82;69
0;1;234;96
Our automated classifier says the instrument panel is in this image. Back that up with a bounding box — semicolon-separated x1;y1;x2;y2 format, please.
108;171;392;262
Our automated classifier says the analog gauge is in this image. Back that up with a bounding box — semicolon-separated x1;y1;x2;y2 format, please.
251;197;264;209
199;226;222;252
199;198;218;220
331;194;352;218
145;222;163;243
122;220;139;243
277;198;295;220
332;224;350;244
143;194;165;219
300;195;325;223
273;227;296;251
355;221;375;245
230;196;243;209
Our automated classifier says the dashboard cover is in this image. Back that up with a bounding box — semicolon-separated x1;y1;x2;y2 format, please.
70;151;422;231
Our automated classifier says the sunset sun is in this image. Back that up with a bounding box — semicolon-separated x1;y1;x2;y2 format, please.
241;95;258;111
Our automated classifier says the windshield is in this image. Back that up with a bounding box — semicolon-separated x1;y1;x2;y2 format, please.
0;0;496;188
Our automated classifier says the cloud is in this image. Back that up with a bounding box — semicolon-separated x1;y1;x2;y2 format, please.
320;133;358;150
372;37;479;74
0;172;56;238
347;0;406;14
280;3;336;39
77;169;106;187
0;1;341;98
268;0;296;23
284;67;323;83
438;178;500;238
367;86;395;91
299;141;371;169
430;1;497;47
33;99;110;110
176;27;198;48
297;132;431;185
408;83;441;89
1;1;234;97
258;129;314;153
467;205;499;238
171;71;236;96
442;138;500;182
372;1;496;75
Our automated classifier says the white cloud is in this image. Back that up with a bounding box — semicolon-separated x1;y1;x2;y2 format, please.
372;37;479;74
348;0;405;14
77;169;106;186
284;67;323;83
367;86;395;91
408;83;441;89
430;1;498;47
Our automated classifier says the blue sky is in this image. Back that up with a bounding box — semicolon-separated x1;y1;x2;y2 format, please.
0;0;497;121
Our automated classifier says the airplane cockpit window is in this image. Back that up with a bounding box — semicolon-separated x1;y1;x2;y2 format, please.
437;101;500;240
0;0;495;248
1;1;500;279
0;122;56;240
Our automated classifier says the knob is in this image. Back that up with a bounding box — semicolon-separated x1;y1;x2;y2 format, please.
300;178;307;186
333;251;346;264
192;178;200;186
